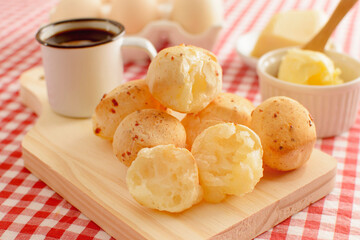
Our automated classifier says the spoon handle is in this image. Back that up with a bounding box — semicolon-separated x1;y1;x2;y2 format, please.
302;0;358;51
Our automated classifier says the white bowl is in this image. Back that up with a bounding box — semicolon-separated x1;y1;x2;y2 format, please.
257;48;360;138
235;31;258;69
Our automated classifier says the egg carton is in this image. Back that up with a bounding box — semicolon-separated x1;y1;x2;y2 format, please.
120;20;223;63
100;2;224;63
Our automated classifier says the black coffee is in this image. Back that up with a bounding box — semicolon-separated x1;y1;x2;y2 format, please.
45;28;116;47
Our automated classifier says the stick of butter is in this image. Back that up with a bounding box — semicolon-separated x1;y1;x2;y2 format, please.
251;10;327;58
278;49;343;85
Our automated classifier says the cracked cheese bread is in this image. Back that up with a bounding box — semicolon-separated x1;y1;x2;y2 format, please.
126;144;203;213
191;123;263;203
146;45;222;113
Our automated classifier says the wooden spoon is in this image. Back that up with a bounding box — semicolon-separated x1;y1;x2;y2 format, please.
302;0;358;52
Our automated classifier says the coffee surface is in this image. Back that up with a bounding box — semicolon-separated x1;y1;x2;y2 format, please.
45;28;116;47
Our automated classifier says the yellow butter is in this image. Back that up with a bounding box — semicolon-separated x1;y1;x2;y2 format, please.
278;49;343;85
251;10;327;58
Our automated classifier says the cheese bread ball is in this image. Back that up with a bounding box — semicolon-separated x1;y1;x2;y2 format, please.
92;79;166;140
113;109;186;166
182;92;254;147
126;144;203;213
250;96;317;171
146;45;222;113
191;123;263;203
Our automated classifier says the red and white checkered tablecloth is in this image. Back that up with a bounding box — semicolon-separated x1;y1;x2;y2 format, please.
1;0;360;239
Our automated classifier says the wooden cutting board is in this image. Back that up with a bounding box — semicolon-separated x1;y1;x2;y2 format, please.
20;67;337;240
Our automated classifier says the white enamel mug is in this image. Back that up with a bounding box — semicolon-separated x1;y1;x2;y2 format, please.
36;18;157;118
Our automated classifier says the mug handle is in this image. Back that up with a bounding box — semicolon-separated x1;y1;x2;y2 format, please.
122;36;157;59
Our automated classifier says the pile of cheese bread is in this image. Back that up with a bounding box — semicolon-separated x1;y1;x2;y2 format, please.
92;45;317;213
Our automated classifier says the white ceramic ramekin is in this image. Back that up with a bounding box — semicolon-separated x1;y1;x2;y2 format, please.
257;48;360;138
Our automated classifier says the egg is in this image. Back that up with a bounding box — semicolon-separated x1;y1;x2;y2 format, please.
49;0;102;23
157;0;172;3
108;0;159;34
171;0;223;34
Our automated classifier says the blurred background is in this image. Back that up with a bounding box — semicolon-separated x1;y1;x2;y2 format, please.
1;0;360;239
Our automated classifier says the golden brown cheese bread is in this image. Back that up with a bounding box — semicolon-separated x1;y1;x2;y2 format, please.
126;144;203;213
92;79;166;140
146;45;222;113
191;123;263;203
250;96;317;171
112;109;186;166
181;92;254;148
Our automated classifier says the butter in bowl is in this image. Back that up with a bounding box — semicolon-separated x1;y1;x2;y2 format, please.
257;47;360;138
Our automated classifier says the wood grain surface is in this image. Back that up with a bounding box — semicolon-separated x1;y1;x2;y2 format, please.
20;67;337;240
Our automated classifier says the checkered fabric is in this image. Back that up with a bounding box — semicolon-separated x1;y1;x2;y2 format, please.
1;0;360;239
